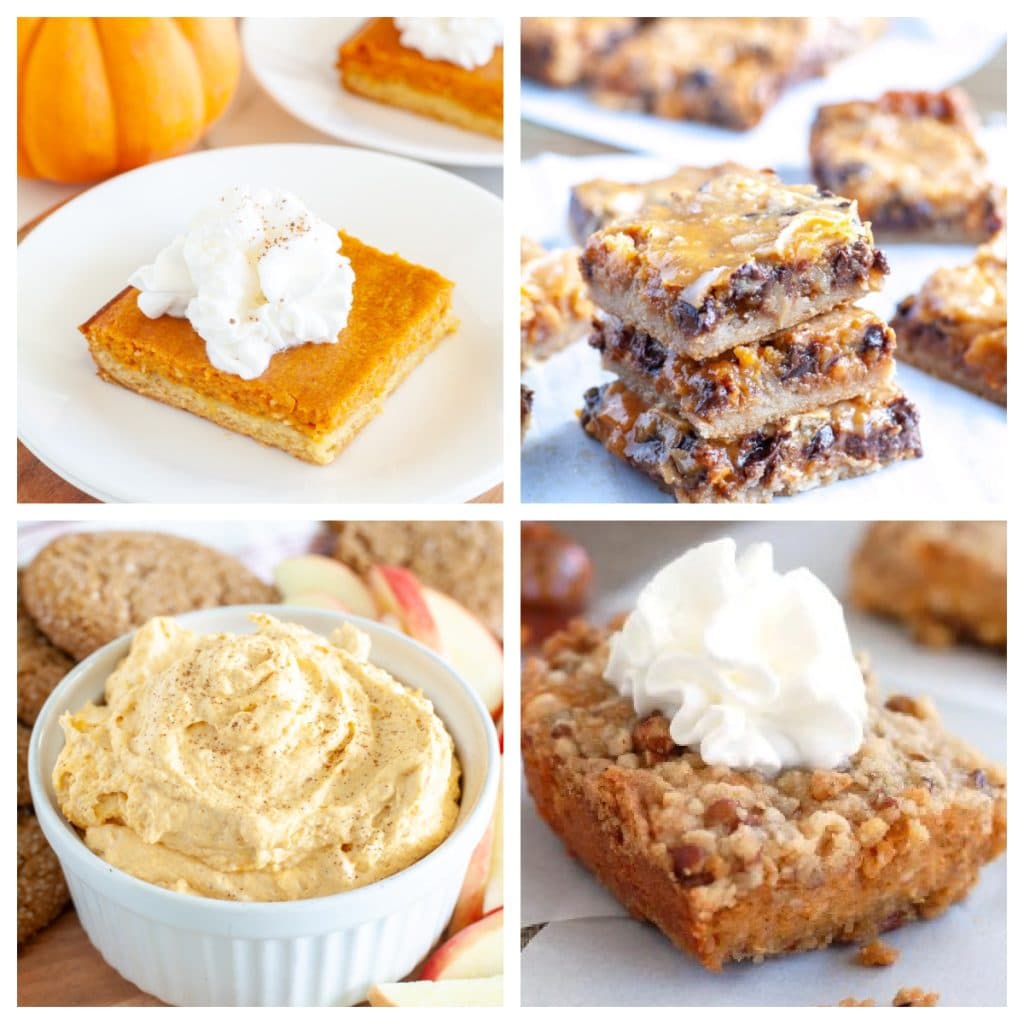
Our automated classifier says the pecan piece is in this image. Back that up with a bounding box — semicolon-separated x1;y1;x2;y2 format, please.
885;694;933;720
669;844;714;887
631;713;677;756
703;798;740;831
809;769;854;801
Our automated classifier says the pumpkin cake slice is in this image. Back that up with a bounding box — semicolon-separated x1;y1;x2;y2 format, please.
338;18;503;139
80;232;457;465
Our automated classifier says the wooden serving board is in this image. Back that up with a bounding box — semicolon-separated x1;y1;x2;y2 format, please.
18;909;162;1006
16;201;503;505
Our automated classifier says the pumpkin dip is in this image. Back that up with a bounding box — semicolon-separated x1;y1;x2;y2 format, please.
53;614;460;901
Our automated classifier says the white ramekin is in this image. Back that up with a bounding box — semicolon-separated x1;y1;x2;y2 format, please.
29;606;500;1007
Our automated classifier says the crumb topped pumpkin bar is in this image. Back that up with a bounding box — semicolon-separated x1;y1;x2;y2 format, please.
523;562;1005;969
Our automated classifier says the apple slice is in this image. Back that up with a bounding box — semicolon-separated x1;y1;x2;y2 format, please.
447;817;494;937
422;588;502;717
483;769;503;914
273;556;376;619
367;977;502;1007
365;565;440;650
282;592;350;612
420;907;503;982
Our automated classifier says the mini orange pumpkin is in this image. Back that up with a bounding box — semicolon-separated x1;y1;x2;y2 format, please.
18;17;241;183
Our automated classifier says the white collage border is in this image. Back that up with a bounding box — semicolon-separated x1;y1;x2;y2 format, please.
9;0;1016;1016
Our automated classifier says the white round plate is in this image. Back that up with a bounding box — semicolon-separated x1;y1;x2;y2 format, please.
242;18;503;168
18;144;502;503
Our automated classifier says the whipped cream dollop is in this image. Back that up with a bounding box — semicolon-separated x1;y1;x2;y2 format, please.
394;17;503;69
130;186;355;380
605;539;867;774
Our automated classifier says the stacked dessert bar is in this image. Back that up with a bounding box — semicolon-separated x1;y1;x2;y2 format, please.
576;170;923;502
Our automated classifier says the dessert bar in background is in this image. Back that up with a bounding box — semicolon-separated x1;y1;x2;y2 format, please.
524;18;886;130
520;237;595;368
811;89;1005;242
520;17;639;87
851;521;1007;648
891;230;1007;405
575;171;921;502
519;235;595;441
339;18;503;138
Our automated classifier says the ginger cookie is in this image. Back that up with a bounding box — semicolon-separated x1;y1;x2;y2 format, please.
330;521;503;637
18;574;75;725
17;811;69;943
21;531;278;661
18;723;32;807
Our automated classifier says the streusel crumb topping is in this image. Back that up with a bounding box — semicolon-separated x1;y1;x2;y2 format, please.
892;987;939;1006
523;621;1005;909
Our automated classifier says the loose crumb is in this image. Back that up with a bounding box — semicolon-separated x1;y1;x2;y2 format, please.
838;998;876;1007
893;987;940;1006
856;938;900;967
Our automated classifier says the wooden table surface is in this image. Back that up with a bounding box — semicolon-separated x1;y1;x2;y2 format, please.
18;910;162;1006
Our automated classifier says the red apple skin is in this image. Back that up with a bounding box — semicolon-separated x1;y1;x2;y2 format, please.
419;907;503;982
447;819;494;937
366;565;440;651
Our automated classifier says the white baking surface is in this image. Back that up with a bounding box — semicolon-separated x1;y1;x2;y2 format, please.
520;141;1007;508
243;18;502;168
18;144;502;503
521;19;1005;166
521;522;1006;1006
